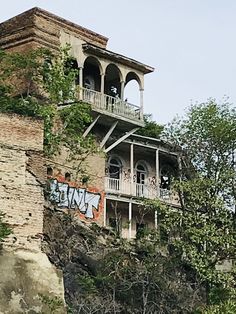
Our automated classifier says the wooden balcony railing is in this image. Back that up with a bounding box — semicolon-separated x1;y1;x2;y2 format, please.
105;177;179;205
80;87;143;122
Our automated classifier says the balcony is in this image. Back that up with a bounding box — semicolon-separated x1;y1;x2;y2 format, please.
105;177;179;205
80;87;143;124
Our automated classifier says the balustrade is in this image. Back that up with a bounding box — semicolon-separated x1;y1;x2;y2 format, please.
81;87;142;122
105;177;177;204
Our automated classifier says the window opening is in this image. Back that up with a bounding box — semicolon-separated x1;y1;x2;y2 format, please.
108;158;122;180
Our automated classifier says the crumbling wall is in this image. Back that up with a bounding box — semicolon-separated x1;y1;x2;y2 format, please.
0;113;66;313
0;114;44;249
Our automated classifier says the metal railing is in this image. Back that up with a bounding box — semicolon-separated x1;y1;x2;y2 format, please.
81;87;142;122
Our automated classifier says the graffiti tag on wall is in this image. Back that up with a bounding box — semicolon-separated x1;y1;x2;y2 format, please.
48;177;104;220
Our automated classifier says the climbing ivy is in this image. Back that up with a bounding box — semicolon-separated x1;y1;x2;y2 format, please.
0;46;96;158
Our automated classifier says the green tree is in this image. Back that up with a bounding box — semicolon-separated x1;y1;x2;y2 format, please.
137;114;164;138
147;99;236;310
0;46;96;159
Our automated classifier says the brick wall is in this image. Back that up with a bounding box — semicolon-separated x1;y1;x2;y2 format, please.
0;113;45;250
47;147;106;226
0;7;108;52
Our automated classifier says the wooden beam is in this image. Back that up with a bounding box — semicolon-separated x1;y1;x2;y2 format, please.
104;128;139;153
100;121;118;148
124;139;179;156
82;115;100;138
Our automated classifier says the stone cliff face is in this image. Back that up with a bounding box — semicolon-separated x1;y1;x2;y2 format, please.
42;206;116;312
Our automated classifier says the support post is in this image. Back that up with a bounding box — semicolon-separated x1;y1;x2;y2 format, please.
130;143;134;195
79;67;83;100
128;202;132;239
100;73;105;94
155;209;158;229
177;155;182;182
103;198;106;227
139;88;144;119
120;80;125;101
156;149;160;197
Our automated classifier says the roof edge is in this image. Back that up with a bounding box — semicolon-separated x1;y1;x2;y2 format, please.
0;7;109;47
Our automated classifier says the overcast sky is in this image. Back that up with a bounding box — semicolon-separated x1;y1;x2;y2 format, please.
1;1;236;124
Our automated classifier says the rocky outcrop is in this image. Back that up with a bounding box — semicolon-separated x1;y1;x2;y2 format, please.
42;207;116;312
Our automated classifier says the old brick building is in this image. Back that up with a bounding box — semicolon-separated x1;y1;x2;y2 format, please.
0;7;180;239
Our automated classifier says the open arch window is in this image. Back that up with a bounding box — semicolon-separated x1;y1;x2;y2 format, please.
108;158;122;180
84;75;95;90
83;56;101;91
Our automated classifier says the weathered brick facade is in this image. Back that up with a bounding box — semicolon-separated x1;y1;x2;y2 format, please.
0;113;45;250
0;113;65;313
0;7;108;53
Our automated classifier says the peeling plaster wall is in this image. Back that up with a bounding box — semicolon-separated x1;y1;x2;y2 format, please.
0;113;66;313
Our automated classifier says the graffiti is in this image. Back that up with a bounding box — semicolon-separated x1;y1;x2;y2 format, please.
48;177;104;220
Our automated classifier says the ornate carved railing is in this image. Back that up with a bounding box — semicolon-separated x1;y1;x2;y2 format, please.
105;177;179;205
81;87;142;122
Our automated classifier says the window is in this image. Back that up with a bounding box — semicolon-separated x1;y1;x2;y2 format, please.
108;158;122;180
136;163;147;184
135;162;148;197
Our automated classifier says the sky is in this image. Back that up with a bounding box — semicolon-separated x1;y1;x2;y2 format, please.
1;0;236;125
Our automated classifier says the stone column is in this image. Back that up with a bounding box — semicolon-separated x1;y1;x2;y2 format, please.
79;67;83;100
120;80;125;100
100;73;105;94
139;88;144;119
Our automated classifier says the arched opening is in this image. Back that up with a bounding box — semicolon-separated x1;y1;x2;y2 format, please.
107;157;123;191
83;56;101;91
65;172;71;181
135;162;148;185
47;166;53;176
64;58;79;85
135;161;148;197
124;72;141;105
108;157;122;179
105;64;122;98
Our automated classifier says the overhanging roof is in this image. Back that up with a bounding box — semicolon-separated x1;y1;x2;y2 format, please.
83;43;155;75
